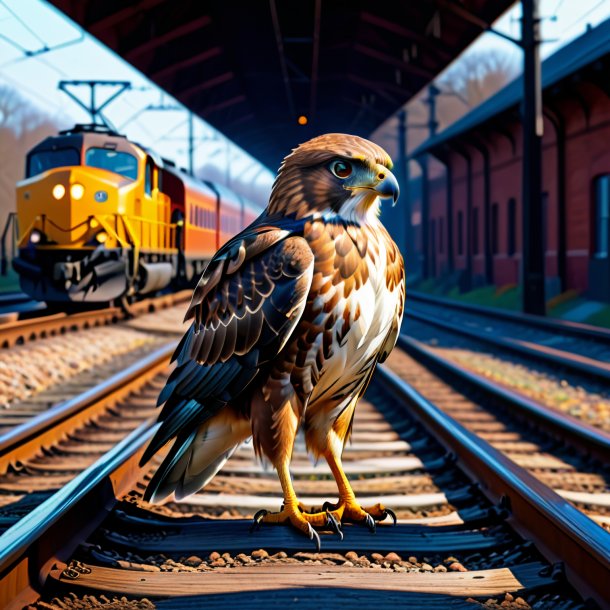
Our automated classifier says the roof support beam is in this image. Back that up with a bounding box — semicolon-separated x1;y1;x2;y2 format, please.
152;47;222;81
201;94;246;116
309;0;321;120
360;11;452;62
269;0;296;118
354;44;434;79
88;0;165;34
434;0;490;31
178;72;234;98
125;15;212;61
347;74;403;102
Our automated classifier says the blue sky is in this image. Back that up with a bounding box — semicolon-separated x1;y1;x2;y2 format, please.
1;0;609;188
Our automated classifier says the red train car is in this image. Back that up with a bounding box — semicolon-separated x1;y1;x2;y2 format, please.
1;125;265;308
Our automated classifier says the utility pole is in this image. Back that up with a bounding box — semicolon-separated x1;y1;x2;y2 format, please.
521;0;545;315
420;84;439;279
395;110;409;259
188;112;194;176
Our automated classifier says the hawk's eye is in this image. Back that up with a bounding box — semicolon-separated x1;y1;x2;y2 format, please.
330;160;352;179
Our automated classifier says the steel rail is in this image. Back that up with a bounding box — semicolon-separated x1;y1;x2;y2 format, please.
0;289;191;348
0;341;175;607
408;289;610;342
397;334;610;463
406;308;610;383
377;364;610;607
0;420;158;609
0;342;174;474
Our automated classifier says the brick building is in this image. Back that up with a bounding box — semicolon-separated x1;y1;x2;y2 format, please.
411;19;610;301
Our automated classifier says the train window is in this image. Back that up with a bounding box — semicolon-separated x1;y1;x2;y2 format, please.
472;208;479;255
508;198;517;256
594;175;610;258
85;148;138;180
144;161;153;195
491;203;499;255
27;148;80;178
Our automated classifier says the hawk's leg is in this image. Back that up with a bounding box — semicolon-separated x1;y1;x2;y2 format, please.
254;458;330;549
322;446;396;530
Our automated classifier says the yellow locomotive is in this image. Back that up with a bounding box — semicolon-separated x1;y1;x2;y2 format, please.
4;124;261;308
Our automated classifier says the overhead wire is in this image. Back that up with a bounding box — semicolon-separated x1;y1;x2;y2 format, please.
560;0;606;34
0;0;48;48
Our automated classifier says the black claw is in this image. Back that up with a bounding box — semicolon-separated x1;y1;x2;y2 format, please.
326;510;343;540
250;509;268;532
364;513;376;533
307;524;321;552
384;508;397;526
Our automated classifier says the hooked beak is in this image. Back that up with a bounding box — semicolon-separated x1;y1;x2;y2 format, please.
373;170;400;206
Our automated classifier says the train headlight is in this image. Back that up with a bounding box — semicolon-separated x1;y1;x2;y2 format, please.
30;230;42;244
70;183;85;200
89;218;99;229
95;231;108;244
52;184;65;200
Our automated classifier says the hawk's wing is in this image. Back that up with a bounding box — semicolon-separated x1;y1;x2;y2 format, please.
140;216;313;466
378;239;405;363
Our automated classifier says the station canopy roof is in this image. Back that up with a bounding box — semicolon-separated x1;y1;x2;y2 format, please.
51;0;515;170
410;16;610;159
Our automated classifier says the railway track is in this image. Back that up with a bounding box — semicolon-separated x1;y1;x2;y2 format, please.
406;290;610;383
0;291;191;349
405;292;610;432
0;353;607;609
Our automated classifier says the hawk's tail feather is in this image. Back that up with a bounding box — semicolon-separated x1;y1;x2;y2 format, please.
143;412;249;504
142;428;197;504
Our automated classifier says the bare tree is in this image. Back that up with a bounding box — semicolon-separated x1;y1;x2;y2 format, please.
0;86;64;234
440;49;519;108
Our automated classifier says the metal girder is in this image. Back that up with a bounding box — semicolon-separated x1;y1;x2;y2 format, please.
309;0;322;120
201;94;247;117
125;15;212;61
152;47;222;82
178;72;234;99
354;44;434;80
87;0;166;35
269;0;296;119
360;11;453;62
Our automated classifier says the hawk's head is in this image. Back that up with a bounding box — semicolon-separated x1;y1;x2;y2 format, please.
268;133;399;223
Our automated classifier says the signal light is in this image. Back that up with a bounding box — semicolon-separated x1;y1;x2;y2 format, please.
52;184;65;200
71;183;85;200
30;230;42;244
297;115;308;125
95;232;108;244
89;218;99;229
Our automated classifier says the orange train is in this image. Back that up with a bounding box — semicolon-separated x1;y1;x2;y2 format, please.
3;124;263;308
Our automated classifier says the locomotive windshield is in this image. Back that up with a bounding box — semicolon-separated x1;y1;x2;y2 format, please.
85;148;138;180
27;148;80;178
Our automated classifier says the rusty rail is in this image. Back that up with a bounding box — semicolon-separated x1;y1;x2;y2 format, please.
0;344;174;608
397;334;610;464
0;289;190;348
408;289;610;342
377;364;610;607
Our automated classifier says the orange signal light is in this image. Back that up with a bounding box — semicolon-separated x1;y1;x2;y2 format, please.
297;115;308;125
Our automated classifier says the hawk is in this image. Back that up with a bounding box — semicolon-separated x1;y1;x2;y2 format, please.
141;133;405;549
